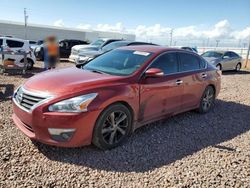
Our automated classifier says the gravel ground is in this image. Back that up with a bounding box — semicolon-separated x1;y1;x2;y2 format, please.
0;61;250;187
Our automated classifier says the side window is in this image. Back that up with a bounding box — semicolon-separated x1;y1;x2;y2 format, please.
230;52;239;58
200;58;207;69
0;39;3;46
224;52;231;58
6;40;24;48
179;53;200;72
150;53;178;75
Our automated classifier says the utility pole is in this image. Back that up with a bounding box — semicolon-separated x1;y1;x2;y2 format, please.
207;38;210;47
216;40;220;48
245;35;250;68
169;29;173;47
24;8;28;39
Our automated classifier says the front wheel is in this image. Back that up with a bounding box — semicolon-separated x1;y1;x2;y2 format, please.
197;86;215;113
92;103;132;150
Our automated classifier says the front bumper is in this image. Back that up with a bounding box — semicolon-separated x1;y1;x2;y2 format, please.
68;54;78;63
12;101;102;147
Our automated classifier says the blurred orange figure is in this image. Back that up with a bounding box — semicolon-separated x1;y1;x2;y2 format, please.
46;36;59;69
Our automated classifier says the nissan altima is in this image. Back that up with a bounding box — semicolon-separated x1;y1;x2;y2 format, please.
12;46;221;150
201;50;242;71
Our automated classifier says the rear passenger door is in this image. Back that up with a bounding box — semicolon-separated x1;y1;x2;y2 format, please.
177;52;207;110
222;52;234;70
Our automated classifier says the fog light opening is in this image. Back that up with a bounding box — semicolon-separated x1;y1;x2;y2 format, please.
48;128;75;142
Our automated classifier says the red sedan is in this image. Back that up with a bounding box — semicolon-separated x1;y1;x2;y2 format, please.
12;46;221;149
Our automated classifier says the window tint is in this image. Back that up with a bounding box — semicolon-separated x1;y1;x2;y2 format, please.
84;49;152;76
0;39;3;46
200;58;207;69
179;53;200;72
230;52;239;58
150;53;178;74
6;40;24;48
224;52;231;57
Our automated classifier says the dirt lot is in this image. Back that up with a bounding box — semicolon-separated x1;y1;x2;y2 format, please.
0;61;250;187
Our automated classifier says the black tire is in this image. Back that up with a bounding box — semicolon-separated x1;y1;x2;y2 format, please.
197;86;215;113
216;64;222;71
21;58;34;70
235;63;241;72
92;103;132;150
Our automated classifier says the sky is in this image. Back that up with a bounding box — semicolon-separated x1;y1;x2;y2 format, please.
0;0;250;46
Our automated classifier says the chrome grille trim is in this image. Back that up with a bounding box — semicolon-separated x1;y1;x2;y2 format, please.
13;86;54;113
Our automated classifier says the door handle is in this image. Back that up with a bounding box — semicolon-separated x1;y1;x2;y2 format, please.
176;80;183;85
201;73;207;78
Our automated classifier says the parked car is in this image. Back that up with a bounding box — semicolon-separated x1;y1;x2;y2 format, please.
75;41;158;65
69;38;123;63
34;39;89;60
12;46;221;149
201;50;242;71
29;40;39;51
0;37;36;69
181;47;198;53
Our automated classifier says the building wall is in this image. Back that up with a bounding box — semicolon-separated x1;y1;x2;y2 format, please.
0;21;135;42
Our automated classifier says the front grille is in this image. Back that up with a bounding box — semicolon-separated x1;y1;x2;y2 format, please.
14;87;48;111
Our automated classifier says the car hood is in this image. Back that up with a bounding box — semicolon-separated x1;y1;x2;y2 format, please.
72;44;98;51
79;50;102;57
23;67;122;95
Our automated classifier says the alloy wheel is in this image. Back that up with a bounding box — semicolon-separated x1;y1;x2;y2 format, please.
102;111;128;145
202;88;214;111
236;63;241;71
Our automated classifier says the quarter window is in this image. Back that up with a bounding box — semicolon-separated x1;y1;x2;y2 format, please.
150;53;178;74
6;40;24;48
179;53;200;72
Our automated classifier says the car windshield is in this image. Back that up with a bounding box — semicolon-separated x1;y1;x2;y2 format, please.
90;39;105;47
102;41;129;52
83;49;153;76
202;51;223;58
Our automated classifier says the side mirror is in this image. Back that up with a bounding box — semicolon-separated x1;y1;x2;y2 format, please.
145;68;164;78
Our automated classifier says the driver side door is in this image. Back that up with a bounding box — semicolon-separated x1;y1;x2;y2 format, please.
139;52;183;123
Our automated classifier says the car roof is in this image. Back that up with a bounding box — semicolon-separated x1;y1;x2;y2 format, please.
0;36;28;42
118;45;185;53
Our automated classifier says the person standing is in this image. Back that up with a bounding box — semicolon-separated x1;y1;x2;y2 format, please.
43;39;49;70
47;36;59;69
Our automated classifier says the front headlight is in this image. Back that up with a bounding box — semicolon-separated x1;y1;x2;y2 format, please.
48;93;98;112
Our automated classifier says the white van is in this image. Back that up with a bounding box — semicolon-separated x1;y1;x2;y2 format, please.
0;37;36;69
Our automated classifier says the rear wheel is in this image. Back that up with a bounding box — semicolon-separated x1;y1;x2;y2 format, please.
235;63;241;72
21;59;34;70
92;103;132;150
197;86;215;113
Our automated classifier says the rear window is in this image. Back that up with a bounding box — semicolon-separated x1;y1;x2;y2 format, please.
179;53;200;72
6;40;24;48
